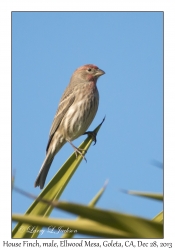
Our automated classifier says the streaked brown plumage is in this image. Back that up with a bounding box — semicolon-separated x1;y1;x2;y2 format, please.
34;64;105;189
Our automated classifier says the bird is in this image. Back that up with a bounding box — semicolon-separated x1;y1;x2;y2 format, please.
34;64;105;189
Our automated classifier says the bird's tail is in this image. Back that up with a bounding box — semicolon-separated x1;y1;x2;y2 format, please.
34;153;54;189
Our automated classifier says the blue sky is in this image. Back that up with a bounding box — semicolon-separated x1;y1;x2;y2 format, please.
12;12;163;238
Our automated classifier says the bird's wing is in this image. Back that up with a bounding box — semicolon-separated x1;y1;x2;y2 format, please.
46;89;75;152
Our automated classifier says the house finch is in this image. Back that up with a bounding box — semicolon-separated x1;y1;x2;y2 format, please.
34;64;105;189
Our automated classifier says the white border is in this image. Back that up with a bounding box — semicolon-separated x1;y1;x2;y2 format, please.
0;0;175;246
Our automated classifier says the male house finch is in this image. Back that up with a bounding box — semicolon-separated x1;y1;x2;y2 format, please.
34;64;105;189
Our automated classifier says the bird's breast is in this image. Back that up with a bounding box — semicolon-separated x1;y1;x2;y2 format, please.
61;87;99;141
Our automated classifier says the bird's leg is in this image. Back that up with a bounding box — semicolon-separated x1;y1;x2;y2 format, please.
83;131;97;145
67;140;87;162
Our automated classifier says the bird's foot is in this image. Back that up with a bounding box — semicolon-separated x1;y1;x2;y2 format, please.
74;147;87;162
83;116;106;145
83;131;97;145
68;140;87;162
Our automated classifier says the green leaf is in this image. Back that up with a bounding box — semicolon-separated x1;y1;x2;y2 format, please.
122;190;163;201
50;201;163;238
152;211;163;223
61;179;108;238
12;118;105;238
12;214;133;238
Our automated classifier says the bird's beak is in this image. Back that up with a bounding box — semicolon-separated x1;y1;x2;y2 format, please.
95;69;105;77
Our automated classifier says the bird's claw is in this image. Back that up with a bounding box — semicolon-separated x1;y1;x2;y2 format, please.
83;116;106;145
83;131;97;145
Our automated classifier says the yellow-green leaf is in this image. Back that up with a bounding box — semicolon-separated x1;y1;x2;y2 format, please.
61;179;108;238
121;190;163;201
12;118;105;238
12;214;133;238
153;211;163;223
52;201;163;238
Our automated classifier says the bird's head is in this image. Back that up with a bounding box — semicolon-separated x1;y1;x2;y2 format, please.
72;64;105;83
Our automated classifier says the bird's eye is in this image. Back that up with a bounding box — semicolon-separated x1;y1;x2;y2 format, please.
87;68;92;72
